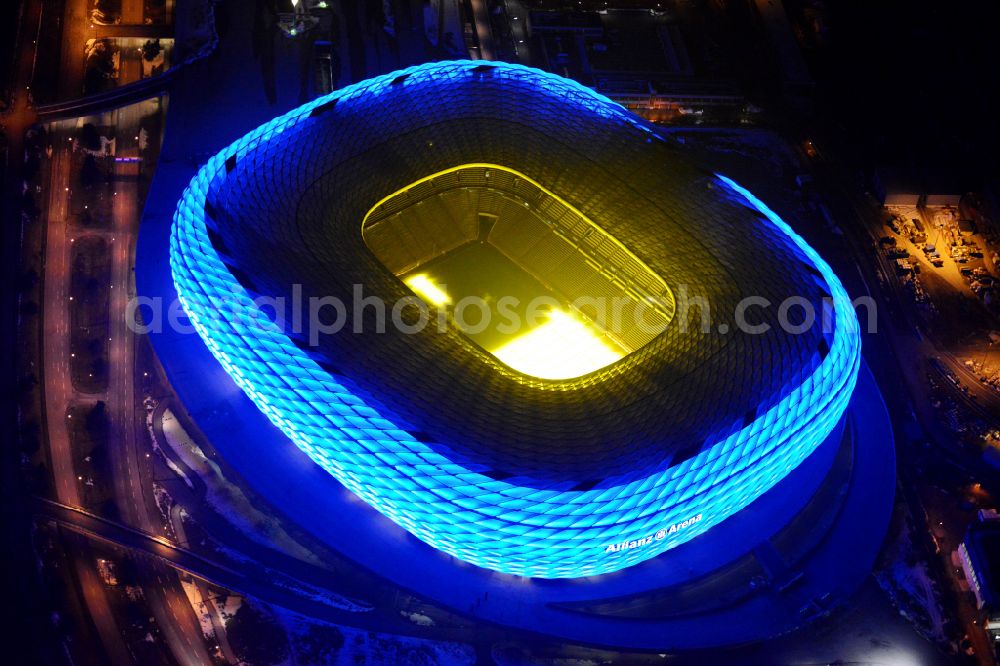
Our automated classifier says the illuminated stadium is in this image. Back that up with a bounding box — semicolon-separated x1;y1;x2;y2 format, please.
139;60;895;647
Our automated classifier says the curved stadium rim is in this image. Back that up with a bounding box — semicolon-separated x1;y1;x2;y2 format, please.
168;60;861;578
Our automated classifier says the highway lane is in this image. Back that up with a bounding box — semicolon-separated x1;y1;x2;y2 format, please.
39;106;213;664
503;0;532;64
20;0;212;658
54;469;127;659
122;0;143;25
41;134;80;505
54;0;89;100
467;0;495;60
38;130;136;666
140;560;213;666
63;530;135;666
105;101;216;666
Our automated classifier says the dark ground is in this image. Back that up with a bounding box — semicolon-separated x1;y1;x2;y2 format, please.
789;0;1000;184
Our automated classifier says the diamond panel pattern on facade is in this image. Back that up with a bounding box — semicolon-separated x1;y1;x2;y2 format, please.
170;61;861;578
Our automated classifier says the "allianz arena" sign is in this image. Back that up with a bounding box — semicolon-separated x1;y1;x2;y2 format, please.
604;513;705;554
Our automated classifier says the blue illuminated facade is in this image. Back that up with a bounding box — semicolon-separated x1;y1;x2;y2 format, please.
169;61;861;579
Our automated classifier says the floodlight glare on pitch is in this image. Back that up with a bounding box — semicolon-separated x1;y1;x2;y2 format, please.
491;309;624;379
404;268;623;379
404;274;451;306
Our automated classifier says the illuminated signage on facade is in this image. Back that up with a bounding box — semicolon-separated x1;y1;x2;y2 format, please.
604;514;704;554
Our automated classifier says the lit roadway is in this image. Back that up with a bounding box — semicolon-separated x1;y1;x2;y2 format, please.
15;0;214;658
106;100;215;666
468;0;496;60
41;113;211;665
37;72;136;666
502;0;533;64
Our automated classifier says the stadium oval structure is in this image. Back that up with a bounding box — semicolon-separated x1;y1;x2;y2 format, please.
170;60;861;579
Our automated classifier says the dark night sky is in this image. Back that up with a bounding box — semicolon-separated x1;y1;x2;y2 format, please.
810;0;1000;179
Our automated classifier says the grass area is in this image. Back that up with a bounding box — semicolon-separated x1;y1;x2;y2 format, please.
69;235;111;394
70;152;115;231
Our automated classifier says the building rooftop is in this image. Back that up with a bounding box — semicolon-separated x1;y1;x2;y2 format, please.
963;511;1000;611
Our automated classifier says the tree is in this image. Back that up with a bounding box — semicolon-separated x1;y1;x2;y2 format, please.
21;191;39;219
86;401;108;436
80;123;102;152
99;498;120;521
116;557;139;587
84;39;117;92
28;462;52;495
296;623;344;663
80;155;104;188
86;40;116;77
141;39;162;62
226;604;290;665
18;268;39;292
23;152;41;181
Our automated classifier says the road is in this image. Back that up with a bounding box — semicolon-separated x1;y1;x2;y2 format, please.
39;111;212;664
105;99;215;665
502;0;532;64
467;0;496;60
64;531;135;666
23;0;211;655
41;131;81;506
38;120;135;666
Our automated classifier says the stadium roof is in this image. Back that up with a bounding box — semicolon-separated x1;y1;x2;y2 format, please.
171;60;860;577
